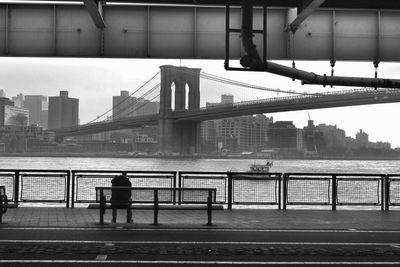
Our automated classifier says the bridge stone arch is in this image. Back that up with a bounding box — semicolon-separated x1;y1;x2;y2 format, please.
159;65;201;155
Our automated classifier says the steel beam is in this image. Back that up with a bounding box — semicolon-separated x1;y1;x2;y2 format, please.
0;3;400;61
83;0;106;28
287;0;326;33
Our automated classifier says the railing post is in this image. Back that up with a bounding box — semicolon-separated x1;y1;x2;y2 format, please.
178;172;182;205
14;171;19;205
381;175;384;211
227;172;233;210
278;173;282;210
71;171;76;208
207;190;212;226
153;189;159;225
332;175;337;211
66;171;70;208
282;173;287;210
385;175;390;211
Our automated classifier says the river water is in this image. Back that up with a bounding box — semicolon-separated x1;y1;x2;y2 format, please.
1;156;400;174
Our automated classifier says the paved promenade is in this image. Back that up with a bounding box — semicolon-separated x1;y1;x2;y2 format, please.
1;207;400;266
1;206;400;229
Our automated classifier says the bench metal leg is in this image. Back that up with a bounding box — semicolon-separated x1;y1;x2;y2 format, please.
153;190;159;225
99;194;106;225
207;191;212;226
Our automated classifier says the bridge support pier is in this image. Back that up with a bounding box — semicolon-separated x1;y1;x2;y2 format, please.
158;65;201;155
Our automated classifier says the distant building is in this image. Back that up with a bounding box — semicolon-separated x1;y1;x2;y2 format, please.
135;98;159;116
267;121;303;151
48;91;79;129
113;90;136;120
24;95;48;129
316;124;346;148
0;97;29;127
355;129;369;147
112;91;159;119
0;125;54;153
0;89;5;97
221;94;234;105
11;94;24;108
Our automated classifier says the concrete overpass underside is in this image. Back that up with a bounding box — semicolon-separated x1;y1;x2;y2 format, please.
1;1;400;61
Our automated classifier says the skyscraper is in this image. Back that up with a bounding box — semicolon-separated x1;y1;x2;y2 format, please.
12;94;24;108
48;91;79;129
24;95;48;128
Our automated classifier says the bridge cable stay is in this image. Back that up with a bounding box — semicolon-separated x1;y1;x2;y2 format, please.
84;71;160;125
172;66;321;97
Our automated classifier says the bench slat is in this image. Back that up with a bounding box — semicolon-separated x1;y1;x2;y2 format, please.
88;203;223;210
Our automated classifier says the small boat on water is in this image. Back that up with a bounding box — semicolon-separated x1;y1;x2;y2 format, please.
249;161;273;173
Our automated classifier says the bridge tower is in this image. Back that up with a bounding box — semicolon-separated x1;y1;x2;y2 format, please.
159;65;201;155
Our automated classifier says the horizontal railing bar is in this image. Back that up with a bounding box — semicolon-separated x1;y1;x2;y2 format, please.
180;171;229;175
233;177;279;181
127;175;175;178
285;173;385;177
287;177;331;180
72;170;176;174
0;169;70;173
337;178;382;181
182;176;226;179
287;202;331;205
232;201;278;205
337;203;380;206
21;174;66;177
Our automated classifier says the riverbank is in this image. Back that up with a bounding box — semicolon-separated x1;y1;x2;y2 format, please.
1;152;400;160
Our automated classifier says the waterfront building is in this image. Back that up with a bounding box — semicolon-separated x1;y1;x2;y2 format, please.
112;90;137;120
303;120;325;153
200;120;217;153
0;125;54;153
201;94;272;153
355;129;369;147
267;121;303;151
316;123;346;148
24;95;48;129
0;97;30;127
48;91;79;129
135;98;159;116
221;94;234;105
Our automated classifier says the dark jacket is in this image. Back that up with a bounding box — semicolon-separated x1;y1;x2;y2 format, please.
111;175;132;207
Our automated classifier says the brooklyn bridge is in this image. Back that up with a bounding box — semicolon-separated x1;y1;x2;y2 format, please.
52;65;400;154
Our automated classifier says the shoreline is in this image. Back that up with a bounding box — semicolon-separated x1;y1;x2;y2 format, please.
1;152;400;161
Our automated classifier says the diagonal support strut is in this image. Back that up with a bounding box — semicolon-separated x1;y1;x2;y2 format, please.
83;0;106;28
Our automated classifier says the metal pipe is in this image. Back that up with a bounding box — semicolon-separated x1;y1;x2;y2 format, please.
265;61;400;89
240;0;263;69
239;1;400;89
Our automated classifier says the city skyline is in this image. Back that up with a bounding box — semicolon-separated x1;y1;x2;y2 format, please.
1;57;399;147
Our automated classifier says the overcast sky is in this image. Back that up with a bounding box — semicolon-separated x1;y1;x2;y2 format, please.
1;57;399;147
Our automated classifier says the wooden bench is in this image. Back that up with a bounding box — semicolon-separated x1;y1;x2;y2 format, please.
0;186;19;224
89;187;223;226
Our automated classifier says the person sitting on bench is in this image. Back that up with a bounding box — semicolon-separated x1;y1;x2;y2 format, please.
111;175;133;223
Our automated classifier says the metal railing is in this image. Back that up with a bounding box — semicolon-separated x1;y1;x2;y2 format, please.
179;171;282;209
0;169;399;211
386;174;400;210
0;169;70;208
283;173;385;210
